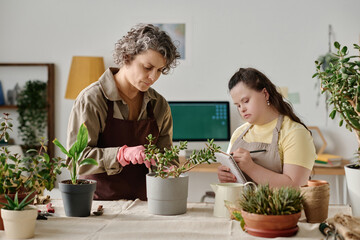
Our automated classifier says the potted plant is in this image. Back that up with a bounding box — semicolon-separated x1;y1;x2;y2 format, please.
16;80;47;155
313;41;360;216
53;123;98;217
232;184;303;238
0;113;65;230
144;134;220;215
0;191;37;239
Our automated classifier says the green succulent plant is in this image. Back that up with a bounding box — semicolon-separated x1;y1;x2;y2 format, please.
144;134;220;178
238;184;304;215
0;191;35;211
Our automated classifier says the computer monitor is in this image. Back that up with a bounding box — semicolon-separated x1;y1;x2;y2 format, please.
168;101;230;141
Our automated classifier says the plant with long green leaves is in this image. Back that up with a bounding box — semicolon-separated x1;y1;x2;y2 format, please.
238;184;304;215
313;42;360;164
53;123;98;184
0;191;35;211
144;134;221;178
0;113;65;195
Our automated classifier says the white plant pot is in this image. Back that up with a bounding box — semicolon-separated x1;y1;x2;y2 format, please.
345;164;360;217
1;206;38;239
146;173;188;215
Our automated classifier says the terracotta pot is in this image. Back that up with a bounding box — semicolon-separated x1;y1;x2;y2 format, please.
307;180;328;187
241;210;301;238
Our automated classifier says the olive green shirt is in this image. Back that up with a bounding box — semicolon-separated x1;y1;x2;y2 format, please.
66;68;173;176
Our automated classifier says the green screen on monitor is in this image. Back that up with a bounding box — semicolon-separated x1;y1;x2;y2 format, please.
168;101;230;141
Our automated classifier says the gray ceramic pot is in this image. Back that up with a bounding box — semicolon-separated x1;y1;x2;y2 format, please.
59;179;96;217
146;173;188;215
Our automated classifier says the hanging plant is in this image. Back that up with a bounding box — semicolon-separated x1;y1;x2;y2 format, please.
16;80;47;149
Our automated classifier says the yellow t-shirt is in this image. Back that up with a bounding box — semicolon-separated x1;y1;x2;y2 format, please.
228;116;316;170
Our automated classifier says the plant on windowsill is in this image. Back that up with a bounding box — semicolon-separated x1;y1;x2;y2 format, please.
0;191;38;239
313;41;360;216
53;123;98;217
0;113;65;230
232;184;304;238
144;134;220;215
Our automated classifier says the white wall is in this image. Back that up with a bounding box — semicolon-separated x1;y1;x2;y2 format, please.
1;0;359;203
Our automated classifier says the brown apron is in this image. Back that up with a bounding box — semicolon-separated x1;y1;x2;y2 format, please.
81;100;159;200
230;115;283;182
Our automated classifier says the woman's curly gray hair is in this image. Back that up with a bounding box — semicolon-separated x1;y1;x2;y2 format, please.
113;23;180;74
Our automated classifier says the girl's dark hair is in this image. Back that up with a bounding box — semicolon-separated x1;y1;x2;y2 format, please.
228;67;309;131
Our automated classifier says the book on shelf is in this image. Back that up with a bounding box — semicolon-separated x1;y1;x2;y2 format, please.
314;153;342;167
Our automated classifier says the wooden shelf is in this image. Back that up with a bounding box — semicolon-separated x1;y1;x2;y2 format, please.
0;63;55;160
0;105;17;109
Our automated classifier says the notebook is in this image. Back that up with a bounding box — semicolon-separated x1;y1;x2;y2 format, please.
215;152;247;184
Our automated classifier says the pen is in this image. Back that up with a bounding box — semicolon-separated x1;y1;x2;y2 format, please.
249;149;266;153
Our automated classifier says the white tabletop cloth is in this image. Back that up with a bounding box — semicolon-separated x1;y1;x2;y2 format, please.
0;200;352;240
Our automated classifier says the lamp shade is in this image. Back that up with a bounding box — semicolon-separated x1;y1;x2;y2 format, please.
65;56;105;99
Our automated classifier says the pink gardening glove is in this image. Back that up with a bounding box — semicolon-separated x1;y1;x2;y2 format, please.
117;145;145;166
117;145;156;168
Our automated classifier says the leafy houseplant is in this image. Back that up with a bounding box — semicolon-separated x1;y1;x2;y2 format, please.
144;134;221;178
0;191;35;211
313;41;360;216
17;80;47;150
144;134;220;215
0;113;65;230
0;113;65;196
0;192;38;239
233;184;303;238
53;123;98;217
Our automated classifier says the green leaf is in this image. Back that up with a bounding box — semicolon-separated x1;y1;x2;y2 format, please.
339;119;343;127
53;139;71;158
76;123;89;154
79;158;98;166
334;41;340;49
329;109;336;119
341;46;348;55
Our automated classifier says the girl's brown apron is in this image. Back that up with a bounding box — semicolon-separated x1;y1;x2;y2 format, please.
81;100;159;200
230;115;283;182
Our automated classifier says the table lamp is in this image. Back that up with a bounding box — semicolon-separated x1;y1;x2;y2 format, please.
65;56;105;99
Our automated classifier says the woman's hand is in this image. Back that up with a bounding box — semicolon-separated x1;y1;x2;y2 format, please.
217;165;237;183
231;148;255;173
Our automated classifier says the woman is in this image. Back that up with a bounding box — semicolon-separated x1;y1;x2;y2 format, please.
218;68;316;187
66;24;180;200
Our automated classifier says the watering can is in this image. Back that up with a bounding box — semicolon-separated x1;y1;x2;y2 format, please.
210;182;255;218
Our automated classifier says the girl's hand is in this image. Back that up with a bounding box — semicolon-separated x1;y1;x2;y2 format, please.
217;165;237;183
231;148;255;173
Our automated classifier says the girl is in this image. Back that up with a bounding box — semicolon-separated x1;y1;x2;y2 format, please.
218;68;316;187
